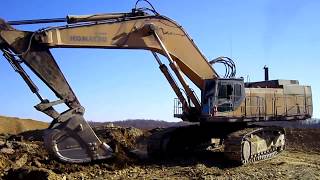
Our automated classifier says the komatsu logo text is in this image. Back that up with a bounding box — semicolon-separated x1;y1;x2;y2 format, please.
70;35;107;42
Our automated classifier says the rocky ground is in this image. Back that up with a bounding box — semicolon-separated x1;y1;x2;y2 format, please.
0;126;319;180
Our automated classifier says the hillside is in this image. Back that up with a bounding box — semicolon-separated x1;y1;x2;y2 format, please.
0;116;48;134
90;119;194;129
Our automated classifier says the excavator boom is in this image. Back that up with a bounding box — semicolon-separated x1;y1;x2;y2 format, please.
3;12;218;88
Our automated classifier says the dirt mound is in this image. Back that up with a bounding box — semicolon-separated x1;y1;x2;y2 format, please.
0;116;48;134
285;128;320;152
94;125;148;167
0;125;147;179
0;125;318;179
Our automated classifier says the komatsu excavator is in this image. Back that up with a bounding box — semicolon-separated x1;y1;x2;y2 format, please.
0;1;312;164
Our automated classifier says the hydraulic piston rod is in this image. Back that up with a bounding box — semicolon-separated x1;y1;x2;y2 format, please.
151;27;201;111
7;12;145;25
152;52;189;113
8;18;67;25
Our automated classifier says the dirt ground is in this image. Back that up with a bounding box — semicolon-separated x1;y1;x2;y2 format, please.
0;125;319;180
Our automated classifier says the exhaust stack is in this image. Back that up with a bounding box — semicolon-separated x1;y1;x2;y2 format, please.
264;65;269;81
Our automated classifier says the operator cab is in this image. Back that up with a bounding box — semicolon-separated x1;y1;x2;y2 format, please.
201;78;245;116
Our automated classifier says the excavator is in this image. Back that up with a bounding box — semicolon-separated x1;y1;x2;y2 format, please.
0;1;312;164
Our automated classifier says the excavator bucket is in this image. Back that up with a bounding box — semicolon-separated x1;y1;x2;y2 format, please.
43;115;113;163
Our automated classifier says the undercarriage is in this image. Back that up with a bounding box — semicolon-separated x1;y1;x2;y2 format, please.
147;123;285;164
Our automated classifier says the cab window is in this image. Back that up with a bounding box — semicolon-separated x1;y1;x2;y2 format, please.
218;83;233;100
234;84;242;102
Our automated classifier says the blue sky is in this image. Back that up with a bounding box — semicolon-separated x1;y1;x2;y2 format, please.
0;0;319;122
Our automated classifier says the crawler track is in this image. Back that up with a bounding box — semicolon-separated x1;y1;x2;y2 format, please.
224;127;285;164
148;125;286;165
147;127;177;158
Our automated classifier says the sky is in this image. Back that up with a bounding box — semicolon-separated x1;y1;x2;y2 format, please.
0;0;319;122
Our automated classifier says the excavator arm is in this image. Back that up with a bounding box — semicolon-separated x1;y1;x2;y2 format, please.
0;9;220;163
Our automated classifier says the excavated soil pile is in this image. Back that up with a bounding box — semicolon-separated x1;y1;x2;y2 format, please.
0;126;319;179
285;128;320;152
93;125;149;165
0;126;147;179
